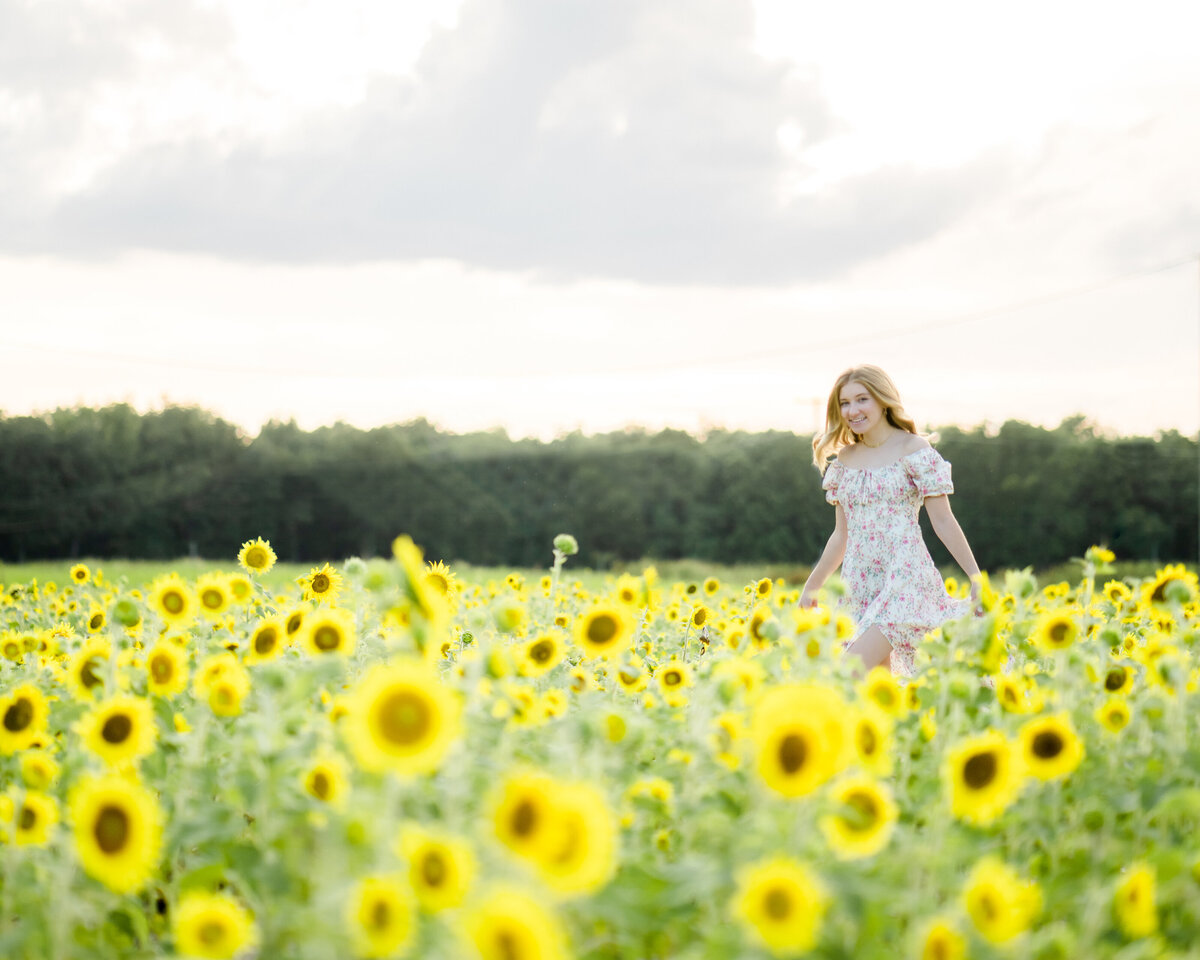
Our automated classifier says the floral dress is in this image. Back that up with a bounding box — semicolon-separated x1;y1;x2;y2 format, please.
821;447;970;676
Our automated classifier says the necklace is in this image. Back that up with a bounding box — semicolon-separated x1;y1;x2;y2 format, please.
859;431;891;449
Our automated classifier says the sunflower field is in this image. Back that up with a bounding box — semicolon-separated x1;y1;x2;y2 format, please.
1;537;1199;960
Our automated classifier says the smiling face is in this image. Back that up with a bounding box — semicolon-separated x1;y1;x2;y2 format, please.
839;381;885;436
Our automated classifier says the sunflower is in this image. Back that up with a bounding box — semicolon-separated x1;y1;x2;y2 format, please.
995;675;1035;714
299;562;344;604
1018;713;1084;782
195;573;233;620
519;633;564;677
237;537;277;575
399;823;476;912
345;875;414;959
1030;609;1079;653
20;750;60;790
493;771;558;862
66;639;111;701
614;574;642;606
703;576;720;596
748;604;776;647
423;560;459;608
0;683;49;755
174;891;258;959
962;857;1041;944
754;578;773;601
533;781;617;897
70;563;91;584
916;917;966;960
574;605;634;660
245;617;286;664
70;773;163;893
689;605;710;630
944;730;1022;826
302;751;351;809
1103;580;1132;606
149;574;196;626
344;661;461;775
144;643;189;697
1141;563;1198;608
14;790;59;846
1095;697;1132;734
226;573;253;605
1113;862;1157;938
300;607;356;658
284;607;306;639
860;667;905;717
615;661;648;695
657;662;691;695
76;695;157;767
86;606;106;633
731;856;828;956
193;653;251;718
819;775;898;860
467;888;568;960
751;684;852;798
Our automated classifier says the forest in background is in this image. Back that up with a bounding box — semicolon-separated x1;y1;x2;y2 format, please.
0;404;1195;569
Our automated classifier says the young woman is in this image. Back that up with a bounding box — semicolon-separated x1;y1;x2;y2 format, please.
799;365;980;677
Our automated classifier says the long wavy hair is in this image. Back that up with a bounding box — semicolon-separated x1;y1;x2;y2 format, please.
812;365;919;473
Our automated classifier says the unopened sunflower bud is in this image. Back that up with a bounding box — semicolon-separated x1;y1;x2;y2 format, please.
553;534;579;556
112;597;141;628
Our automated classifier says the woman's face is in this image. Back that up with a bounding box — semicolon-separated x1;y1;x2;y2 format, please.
839;381;884;435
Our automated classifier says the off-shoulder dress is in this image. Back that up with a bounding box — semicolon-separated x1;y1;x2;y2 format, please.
821;447;970;676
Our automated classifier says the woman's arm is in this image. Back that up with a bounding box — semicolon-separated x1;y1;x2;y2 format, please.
799;504;848;608
924;495;982;602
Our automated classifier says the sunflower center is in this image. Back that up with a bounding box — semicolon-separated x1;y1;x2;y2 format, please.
764;887;792;920
255;627;279;655
201;588;223;610
619;668;640;686
94;804;130;854
841;792;879;833
663;670;682;688
311;771;331;800
586;614;618;646
857;725;877;756
81;657;104;690
375;690;432;746
3;697;33;732
313;626;340;651
163;591;184;614
150;655;174;683
1104;670;1125;692
529;640;553;663
286;613;303;635
1048;622;1071;645
977;891;998;921
511;799;537;837
90;614;104;630
496;931;521;960
311;574;330;594
778;733;808;774
19;805;37;830
101;714;133;744
1031;731;1064;759
963;751;998;789
693;609;707;627
245;548;267;568
369;898;391;931
421;851;447;887
198;920;228;946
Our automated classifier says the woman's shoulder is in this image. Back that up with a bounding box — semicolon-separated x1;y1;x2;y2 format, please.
899;433;932;456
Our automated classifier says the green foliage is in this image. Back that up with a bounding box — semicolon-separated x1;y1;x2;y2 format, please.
0;405;1195;568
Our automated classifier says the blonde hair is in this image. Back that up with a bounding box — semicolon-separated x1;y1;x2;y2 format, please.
812;365;919;472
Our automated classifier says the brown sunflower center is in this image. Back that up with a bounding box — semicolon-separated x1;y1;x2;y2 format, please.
94;804;130;854
313;625;341;651
198;920;227;946
254;627;279;655
311;574;330;594
311;771;331;800
963;751;998;789
1031;730;1064;759
529;640;554;663
369;898;391;931
1048;621;1071;645
80;657;104;690
421;851;447;887
150;654;174;683
764;887;792;920
778;733;808;774
3;697;33;732
375;690;432;746
662;669;683;688
1104;670;1125;692
586;614;618;646
19;805;37;830
163;591;184;614
511;799;537;837
201;588;224;610
101;714;133;744
245;548;267;568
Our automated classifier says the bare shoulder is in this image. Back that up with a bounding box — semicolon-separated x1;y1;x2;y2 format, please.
900;433;932;455
835;443;863;466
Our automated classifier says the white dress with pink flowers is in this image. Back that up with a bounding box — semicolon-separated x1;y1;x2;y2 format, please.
821;447;969;677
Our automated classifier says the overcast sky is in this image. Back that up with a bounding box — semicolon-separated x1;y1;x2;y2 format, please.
1;0;1198;439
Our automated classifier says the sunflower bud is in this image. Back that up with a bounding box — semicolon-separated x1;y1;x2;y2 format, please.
553;534;579;556
112;598;141;628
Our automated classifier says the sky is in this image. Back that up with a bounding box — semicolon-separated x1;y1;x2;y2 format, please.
1;0;1198;440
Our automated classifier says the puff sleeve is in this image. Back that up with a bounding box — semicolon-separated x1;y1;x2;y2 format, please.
821;461;845;505
904;448;954;499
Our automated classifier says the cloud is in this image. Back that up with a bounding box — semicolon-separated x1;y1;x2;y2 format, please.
7;0;1009;283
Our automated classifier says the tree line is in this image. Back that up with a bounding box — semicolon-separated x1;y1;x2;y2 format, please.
0;404;1195;569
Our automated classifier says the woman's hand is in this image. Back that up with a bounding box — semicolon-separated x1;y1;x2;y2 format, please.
798;588;819;609
969;576;983;615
